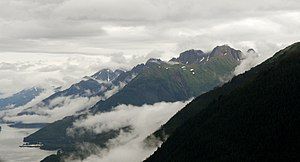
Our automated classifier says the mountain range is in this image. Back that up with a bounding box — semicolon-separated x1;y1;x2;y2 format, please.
91;45;242;113
24;45;243;155
19;42;300;162
39;43;300;162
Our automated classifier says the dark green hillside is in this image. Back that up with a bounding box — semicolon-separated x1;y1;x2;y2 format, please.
145;42;300;162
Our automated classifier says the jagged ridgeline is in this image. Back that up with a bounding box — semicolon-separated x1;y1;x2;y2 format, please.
145;42;300;162
0;87;44;110
25;45;242;158
91;45;242;113
17;69;127;116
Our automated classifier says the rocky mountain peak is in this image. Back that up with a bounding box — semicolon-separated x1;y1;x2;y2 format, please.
210;45;242;61
169;49;206;64
91;68;125;82
146;58;164;65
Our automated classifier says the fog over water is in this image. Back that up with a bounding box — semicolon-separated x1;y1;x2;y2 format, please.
0;124;55;162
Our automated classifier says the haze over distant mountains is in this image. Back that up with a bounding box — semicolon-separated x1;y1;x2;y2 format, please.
17;69;125;115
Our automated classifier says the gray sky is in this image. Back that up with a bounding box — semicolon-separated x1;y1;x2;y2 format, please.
0;0;299;94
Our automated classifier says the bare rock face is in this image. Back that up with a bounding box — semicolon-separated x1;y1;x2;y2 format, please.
169;49;206;64
209;45;242;61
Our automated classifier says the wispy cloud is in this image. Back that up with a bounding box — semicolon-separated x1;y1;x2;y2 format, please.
67;100;190;162
233;41;285;75
2;95;101;123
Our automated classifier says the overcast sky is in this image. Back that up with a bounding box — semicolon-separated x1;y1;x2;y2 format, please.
0;0;299;94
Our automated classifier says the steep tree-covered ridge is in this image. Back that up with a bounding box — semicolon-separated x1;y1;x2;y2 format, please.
24;45;242;155
145;42;300;162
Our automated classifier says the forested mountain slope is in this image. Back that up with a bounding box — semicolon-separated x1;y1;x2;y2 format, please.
145;42;300;162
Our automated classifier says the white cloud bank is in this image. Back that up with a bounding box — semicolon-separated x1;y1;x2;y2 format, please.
0;0;299;67
67;100;190;162
1;95;101;124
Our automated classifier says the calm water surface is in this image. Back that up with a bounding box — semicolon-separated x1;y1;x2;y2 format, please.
0;124;55;162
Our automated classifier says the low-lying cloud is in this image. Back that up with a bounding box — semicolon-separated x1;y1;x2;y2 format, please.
1;95;101;124
67;100;190;162
233;42;285;75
